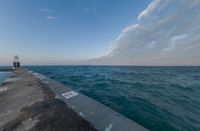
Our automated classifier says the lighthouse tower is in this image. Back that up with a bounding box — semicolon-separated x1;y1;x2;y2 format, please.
13;55;20;68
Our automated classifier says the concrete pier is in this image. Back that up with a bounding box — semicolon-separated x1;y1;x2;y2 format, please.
0;69;97;131
0;69;148;131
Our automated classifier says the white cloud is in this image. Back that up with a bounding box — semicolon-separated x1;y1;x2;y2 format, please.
146;40;156;49
88;0;200;65
46;16;57;20
40;8;58;20
138;0;161;21
162;34;188;52
40;8;51;12
171;34;187;41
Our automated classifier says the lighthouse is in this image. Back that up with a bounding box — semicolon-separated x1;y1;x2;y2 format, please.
13;55;20;68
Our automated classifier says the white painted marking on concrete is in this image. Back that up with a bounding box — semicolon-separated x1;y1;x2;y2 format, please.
62;91;78;99
105;124;113;131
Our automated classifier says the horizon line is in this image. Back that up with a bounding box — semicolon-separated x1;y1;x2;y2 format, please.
0;64;200;67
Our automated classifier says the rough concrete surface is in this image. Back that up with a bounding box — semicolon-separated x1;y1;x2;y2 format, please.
0;69;98;131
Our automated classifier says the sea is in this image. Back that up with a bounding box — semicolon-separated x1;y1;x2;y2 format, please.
0;72;12;85
26;66;200;131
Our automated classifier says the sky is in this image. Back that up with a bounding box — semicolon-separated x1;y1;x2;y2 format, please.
0;0;200;66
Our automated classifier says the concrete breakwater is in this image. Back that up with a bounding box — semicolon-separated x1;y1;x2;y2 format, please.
0;69;148;131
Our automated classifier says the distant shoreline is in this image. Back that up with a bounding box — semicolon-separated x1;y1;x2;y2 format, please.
1;65;200;68
0;68;14;72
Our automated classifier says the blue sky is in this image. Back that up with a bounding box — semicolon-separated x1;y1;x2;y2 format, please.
0;0;200;65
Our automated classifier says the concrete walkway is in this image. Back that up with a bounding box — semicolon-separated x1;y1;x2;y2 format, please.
0;69;98;131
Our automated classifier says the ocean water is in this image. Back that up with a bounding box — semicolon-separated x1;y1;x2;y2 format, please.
0;72;12;85
27;66;200;131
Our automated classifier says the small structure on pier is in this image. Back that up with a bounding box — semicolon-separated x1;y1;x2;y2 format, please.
13;55;20;68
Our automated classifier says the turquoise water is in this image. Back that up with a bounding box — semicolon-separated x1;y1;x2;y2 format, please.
0;72;12;85
27;66;200;131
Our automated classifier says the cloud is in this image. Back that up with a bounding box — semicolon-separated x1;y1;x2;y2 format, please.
138;0;161;21
46;16;58;20
40;8;51;12
162;34;188;52
40;8;58;20
88;0;200;65
171;34;187;41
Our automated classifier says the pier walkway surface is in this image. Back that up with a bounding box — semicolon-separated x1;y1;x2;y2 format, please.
0;69;148;131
